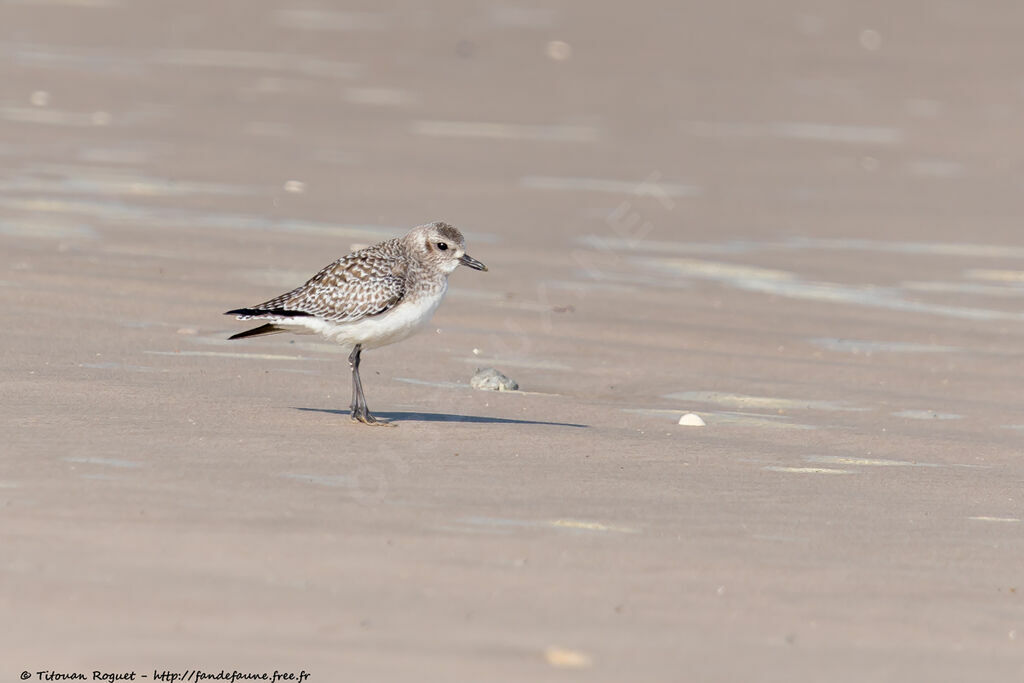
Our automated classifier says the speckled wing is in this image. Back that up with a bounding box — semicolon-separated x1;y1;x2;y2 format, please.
236;242;407;323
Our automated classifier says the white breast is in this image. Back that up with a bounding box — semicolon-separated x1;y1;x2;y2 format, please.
287;282;448;349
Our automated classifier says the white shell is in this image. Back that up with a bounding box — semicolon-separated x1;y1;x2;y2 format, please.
678;413;706;427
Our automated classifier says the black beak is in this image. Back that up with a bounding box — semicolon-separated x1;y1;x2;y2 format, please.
459;253;488;271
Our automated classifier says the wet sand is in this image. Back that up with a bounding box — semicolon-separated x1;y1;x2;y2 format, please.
3;1;1023;680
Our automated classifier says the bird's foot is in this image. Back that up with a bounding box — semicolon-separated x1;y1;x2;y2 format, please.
351;409;395;427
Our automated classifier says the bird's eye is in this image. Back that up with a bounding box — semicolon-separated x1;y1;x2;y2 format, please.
437;242;448;251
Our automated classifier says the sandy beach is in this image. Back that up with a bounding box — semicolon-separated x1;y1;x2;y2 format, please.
3;1;1023;680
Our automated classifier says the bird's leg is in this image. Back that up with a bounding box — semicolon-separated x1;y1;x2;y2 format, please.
348;344;393;426
348;344;363;415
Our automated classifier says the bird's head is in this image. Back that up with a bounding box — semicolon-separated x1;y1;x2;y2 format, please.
408;221;488;275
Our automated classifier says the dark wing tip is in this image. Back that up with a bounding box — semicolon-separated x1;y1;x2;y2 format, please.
228;323;286;340
225;308;313;318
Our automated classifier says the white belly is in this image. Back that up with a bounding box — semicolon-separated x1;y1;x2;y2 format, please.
283;284;447;349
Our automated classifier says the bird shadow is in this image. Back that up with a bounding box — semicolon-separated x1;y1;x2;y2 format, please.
293;407;587;428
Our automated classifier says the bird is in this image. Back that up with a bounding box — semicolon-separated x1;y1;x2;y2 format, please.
225;221;488;426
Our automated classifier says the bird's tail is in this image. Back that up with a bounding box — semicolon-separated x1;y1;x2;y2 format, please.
228;323;286;340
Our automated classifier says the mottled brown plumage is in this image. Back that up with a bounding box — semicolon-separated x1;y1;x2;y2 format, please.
240;238;408;323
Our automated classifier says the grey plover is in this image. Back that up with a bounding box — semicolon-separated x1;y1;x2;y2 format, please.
226;221;487;425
